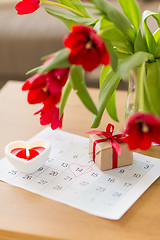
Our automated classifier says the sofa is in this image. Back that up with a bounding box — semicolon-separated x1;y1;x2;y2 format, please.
0;0;159;89
0;1;69;86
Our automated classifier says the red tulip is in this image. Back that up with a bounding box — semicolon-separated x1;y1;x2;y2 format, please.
22;57;69;104
27;87;49;104
22;73;46;91
22;56;69;130
43;94;62;110
22;73;49;104
15;0;40;15
52;68;70;87
34;105;63;130
125;112;160;150
64;25;110;72
46;69;69;94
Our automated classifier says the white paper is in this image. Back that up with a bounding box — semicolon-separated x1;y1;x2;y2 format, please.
0;128;159;220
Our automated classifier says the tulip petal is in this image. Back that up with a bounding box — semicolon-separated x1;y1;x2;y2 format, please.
51;107;63;130
15;0;40;15
27;88;48;104
81;49;100;71
39;108;54;125
53;68;70;86
127;125;142;150
46;73;62;94
43;94;61;110
68;45;85;65
22;73;46;91
64;25;110;72
64;32;86;49
139;133;152;150
34;105;44;115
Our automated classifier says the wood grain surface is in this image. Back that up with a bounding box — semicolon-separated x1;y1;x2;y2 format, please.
0;81;159;240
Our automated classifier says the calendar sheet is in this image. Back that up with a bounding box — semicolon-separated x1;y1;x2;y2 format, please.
0;128;159;220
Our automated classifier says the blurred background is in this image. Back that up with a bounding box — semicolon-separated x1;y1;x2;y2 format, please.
0;0;159;89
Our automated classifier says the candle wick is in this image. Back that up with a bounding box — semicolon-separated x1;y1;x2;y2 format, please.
26;147;30;158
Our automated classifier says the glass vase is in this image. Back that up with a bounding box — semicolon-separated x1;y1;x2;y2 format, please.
124;67;160;158
125;69;138;122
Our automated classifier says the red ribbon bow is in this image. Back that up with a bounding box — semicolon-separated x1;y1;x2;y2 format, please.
87;124;127;169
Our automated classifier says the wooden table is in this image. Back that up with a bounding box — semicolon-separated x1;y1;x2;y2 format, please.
0;81;159;240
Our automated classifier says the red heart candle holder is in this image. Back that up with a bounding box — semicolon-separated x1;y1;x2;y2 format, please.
5;140;51;173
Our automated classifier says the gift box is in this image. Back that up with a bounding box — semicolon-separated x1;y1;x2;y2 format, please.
88;126;133;171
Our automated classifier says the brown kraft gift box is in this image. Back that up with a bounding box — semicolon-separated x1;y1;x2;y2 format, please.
88;134;133;171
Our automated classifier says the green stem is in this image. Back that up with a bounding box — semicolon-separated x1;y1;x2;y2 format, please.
139;62;145;111
41;0;84;17
133;68;139;112
59;79;72;119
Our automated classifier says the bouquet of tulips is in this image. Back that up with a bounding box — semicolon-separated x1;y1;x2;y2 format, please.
15;0;160;151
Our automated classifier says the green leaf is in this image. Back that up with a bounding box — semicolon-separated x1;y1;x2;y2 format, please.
106;91;119;122
153;29;160;57
91;70;121;128
58;0;91;18
41;53;54;61
99;17;114;29
116;52;131;60
104;40;118;72
142;11;159;56
69;65;97;114
100;66;119;121
26;66;41;75
39;49;70;74
143;88;154;113
99;65;111;86
145;61;160;116
90;0;135;43
99;25;133;53
119;51;153;79
142;68;155;114
99;25;128;43
134;30;147;52
98;18;133;53
156;59;160;86
153;28;160;42
118;0;141;32
59;79;72;118
94;18;101;32
115;46;133;55
135;64;152;114
45;7;95;30
156;44;160;58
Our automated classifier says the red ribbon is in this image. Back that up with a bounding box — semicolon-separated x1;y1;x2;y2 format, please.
87;124;127;169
